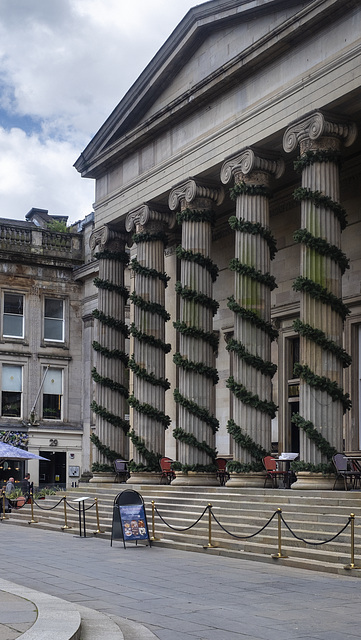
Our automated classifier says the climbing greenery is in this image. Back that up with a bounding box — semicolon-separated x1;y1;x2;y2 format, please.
226;376;278;419
95;250;129;264
173;389;219;433
127;429;162;472
293;229;349;274
293;187;348;230
91;367;129;397
291;413;338;461
90;433;123;466
226;338;277;378
229;258;277;291
173;321;219;352
293;320;351;368
90;401;130;434
131;258;170;286
129;292;170;321
293;149;342;172
230;181;272;201
175;245;219;282
92;309;130;336
173;427;217;461
92;341;129;367
293;276;350;321
227;419;269;461
173;352;219;384
227;296;279;341
93;277;129;299
176;208;215;226
293;363;351;413
128;355;170;390
128;395;171;429
129;323;171;353
132;230;167;245
175;282;219;315
228;216;277;260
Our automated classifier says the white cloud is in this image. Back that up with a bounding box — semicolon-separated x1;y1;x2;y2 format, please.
0;0;208;222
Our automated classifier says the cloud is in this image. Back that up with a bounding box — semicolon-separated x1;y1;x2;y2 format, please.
0;0;208;221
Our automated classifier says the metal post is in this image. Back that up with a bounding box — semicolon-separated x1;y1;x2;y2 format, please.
272;508;288;558
344;514;361;570
203;503;218;548
150;501;159;541
28;487;38;524
61;496;72;530
93;498;104;535
2;491;9;520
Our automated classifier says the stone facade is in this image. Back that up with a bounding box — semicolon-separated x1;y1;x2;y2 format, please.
74;0;361;484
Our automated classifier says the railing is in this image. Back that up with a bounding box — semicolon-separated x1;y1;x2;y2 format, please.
0;225;83;260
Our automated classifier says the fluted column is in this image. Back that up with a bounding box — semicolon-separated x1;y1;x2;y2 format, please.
283;111;356;476
89;225;130;472
169;179;223;485
221;149;284;483
126;204;175;483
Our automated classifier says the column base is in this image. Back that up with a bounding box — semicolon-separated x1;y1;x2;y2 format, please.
127;472;162;485
225;472;266;488
89;472;115;484
171;471;219;486
291;472;336;491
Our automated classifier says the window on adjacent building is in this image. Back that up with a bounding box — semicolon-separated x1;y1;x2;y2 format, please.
43;367;62;419
2;364;22;417
44;298;64;342
3;293;24;338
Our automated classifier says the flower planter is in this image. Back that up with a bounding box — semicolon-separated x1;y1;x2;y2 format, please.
226;471;266;488
126;472;162;485
291;471;336;491
89;471;116;484
171;471;219;486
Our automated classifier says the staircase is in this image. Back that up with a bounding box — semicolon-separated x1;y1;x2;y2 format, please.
4;483;361;577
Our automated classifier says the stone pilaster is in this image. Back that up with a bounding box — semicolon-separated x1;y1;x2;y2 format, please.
169;179;223;485
89;225;130;470
283;111;356;471
220;149;284;483
126;205;175;483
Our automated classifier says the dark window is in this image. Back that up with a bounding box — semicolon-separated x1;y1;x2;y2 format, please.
3;293;24;338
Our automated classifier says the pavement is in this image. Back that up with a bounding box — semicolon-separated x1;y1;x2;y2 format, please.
1;523;361;640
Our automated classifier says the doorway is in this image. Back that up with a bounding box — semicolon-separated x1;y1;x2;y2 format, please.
39;451;66;487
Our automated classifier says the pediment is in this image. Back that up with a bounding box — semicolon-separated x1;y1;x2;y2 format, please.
75;0;349;177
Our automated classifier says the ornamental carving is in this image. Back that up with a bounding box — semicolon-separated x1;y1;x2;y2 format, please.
168;179;224;211
125;204;175;233
283;110;357;153
220;148;284;184
89;225;128;252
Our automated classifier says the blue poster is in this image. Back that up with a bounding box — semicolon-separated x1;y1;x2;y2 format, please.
119;504;149;541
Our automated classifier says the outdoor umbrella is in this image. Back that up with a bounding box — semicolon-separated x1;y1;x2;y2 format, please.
0;442;49;461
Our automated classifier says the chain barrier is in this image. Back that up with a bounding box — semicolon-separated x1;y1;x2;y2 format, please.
33;496;64;511
64;498;96;511
151;501;359;569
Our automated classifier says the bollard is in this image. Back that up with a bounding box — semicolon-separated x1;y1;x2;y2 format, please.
150;501;160;541
93;497;104;535
61;496;72;530
203;503;218;548
28;490;38;525
344;514;361;570
2;491;9;520
271;508;288;559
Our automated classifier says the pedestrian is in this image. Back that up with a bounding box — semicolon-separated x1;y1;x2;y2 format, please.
5;477;15;497
21;473;31;495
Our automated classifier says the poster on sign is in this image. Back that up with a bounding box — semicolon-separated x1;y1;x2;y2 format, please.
111;489;151;548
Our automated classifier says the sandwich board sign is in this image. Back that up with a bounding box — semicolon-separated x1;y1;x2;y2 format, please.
111;489;151;548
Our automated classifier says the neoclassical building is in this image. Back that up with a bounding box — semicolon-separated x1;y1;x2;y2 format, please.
75;0;361;487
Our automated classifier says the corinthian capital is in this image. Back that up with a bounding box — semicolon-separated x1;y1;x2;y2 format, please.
220;148;284;184
89;225;128;252
168;178;224;211
283;110;357;153
125;204;175;233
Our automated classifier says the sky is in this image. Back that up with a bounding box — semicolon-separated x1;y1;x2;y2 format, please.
0;0;209;224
